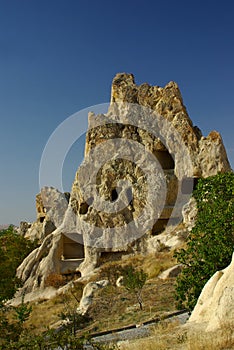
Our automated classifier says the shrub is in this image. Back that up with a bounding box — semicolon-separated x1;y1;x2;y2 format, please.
174;172;234;311
44;273;66;289
0;225;38;305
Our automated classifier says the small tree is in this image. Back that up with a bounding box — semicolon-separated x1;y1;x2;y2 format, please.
174;172;234;311
122;265;147;310
14;294;32;325
0;225;38;305
0;296;33;347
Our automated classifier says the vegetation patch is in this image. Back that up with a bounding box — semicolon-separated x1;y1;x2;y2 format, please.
174;172;234;310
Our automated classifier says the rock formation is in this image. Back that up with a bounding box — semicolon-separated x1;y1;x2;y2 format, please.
20;187;70;242
77;280;109;315
158;264;182;280
188;252;234;332
17;73;231;294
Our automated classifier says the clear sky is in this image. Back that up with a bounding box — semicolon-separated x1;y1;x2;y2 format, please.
0;0;233;225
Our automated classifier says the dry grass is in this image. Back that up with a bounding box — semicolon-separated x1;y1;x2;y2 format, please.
118;321;234;350
82;277;176;334
119;320;187;350
44;273;67;288
24;251;178;335
9;249;233;349
98;250;177;280
24;281;84;334
77;251;178;333
140;251;177;278
186;322;234;350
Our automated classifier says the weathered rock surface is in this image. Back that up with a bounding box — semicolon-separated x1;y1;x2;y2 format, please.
198;131;231;177
116;276;124;287
158;264;182;280
182;197;197;231
16;188;73;292
17;227;64;291
19;221;32;236
110;73;230;178
77;280;109;315
70;73;230;274
16;73;231;295
20;187;70;242
188;252;234;332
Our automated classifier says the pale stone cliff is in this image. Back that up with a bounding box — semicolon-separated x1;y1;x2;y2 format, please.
188;252;234;332
17;73;231;294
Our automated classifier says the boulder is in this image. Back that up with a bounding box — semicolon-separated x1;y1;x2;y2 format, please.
158;264;182;280
188;252;234;332
77;280;109;315
116;276;124;287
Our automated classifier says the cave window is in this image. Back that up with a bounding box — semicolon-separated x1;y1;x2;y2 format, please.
37;275;42;286
39;216;45;223
79;202;89;215
62;235;85;260
111;188;118;202
154;150;175;170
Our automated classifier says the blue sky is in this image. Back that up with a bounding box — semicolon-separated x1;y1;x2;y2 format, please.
0;0;233;225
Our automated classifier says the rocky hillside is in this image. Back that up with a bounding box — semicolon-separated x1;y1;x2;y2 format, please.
3;73;233;350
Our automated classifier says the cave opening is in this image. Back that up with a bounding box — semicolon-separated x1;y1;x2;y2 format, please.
62;234;85;260
110;188;118;202
153;150;175;170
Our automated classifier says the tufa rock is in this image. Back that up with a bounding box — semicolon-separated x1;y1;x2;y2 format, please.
110;73;230;178
21;187;70;242
158;264;182;280
182;197;197;231
16;73;231;295
116;276;124;287
19;222;31;236
77;280;109;315
188;252;234;332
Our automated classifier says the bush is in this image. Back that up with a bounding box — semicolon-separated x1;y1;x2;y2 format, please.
0;225;38;305
174;172;234;311
0;295;32;348
44;273;67;289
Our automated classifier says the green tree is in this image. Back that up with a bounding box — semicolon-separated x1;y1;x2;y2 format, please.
0;225;38;305
174;172;234;311
122;265;147;310
13;294;32;325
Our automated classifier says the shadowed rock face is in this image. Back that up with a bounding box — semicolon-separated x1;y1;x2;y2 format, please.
16;73;231;294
